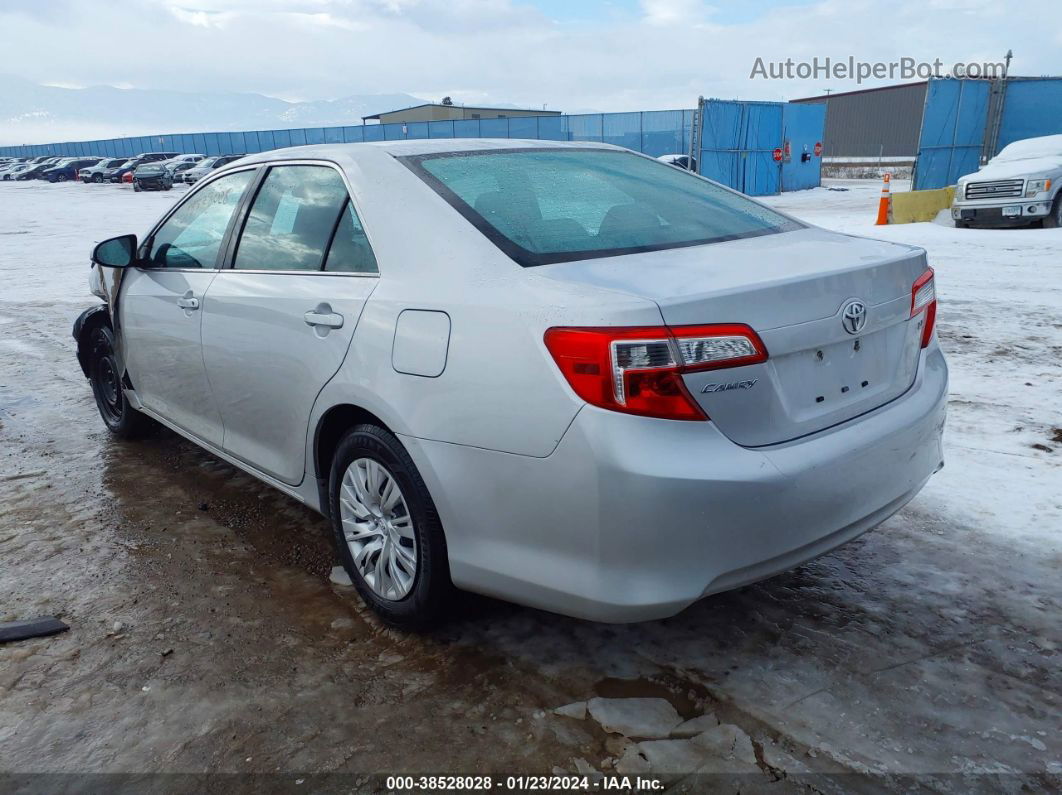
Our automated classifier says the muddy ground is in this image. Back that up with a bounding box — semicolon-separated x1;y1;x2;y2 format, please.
0;181;1059;792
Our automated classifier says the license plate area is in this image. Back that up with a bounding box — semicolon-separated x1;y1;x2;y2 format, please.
781;327;909;418
1001;205;1022;217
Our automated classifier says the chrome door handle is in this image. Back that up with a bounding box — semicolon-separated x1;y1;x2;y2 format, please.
304;310;344;329
177;296;200;310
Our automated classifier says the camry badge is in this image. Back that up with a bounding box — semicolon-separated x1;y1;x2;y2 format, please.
841;300;867;334
701;379;758;394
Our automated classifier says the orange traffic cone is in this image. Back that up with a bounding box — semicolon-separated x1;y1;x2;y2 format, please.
875;173;892;225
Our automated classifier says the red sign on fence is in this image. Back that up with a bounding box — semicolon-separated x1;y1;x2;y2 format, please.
813;141;823;156
772;148;783;162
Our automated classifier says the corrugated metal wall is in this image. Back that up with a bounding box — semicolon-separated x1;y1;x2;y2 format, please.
913;77;1062;190
0;110;694;161
791;82;927;158
696;98;825;195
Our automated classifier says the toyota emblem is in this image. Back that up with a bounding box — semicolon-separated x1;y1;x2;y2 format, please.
841;300;867;334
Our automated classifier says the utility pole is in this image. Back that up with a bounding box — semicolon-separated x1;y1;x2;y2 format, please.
1003;49;1013;78
823;89;832;96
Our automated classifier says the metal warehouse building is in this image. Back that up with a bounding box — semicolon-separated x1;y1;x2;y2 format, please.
790;82;927;163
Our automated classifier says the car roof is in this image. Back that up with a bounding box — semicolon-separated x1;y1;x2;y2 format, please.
238;138;623;169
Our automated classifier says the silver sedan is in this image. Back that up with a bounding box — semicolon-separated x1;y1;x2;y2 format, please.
74;139;947;628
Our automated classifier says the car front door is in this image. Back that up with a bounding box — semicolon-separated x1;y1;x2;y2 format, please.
200;162;379;485
119;168;257;445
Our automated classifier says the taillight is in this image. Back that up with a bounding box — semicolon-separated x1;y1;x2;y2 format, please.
910;268;937;349
543;324;767;421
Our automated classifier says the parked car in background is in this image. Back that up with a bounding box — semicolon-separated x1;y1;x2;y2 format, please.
75;140;947;628
81;158;129;183
170;161;201;181
15;161;62;180
135;151;180;164
44;157;105;183
1;162;34;180
657;153;698;171
105;159;142;183
182;154;245;184
952;134;1062;228
132;161;175;191
163;153;205;174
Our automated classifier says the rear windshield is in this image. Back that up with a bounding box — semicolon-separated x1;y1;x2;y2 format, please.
403;148;802;266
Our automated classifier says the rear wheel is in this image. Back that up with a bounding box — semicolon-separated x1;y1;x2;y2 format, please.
56;173;67;182
329;424;452;629
87;326;155;439
133;181;141;192
1044;196;1062;229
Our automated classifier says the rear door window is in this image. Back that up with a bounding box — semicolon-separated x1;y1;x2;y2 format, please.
232;165;350;272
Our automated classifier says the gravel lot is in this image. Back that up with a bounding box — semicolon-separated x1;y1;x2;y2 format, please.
0;178;1058;790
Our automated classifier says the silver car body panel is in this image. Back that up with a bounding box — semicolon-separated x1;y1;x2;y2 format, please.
104;139;947;621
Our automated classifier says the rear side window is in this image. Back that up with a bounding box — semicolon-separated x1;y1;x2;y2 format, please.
233;165;351;272
405;148;802;266
324;200;378;273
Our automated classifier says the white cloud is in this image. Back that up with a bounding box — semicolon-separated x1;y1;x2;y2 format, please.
0;0;1058;138
640;0;713;26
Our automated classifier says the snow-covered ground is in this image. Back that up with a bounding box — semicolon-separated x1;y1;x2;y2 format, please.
0;178;1058;783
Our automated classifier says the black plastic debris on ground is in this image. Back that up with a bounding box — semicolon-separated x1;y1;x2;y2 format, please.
0;616;69;643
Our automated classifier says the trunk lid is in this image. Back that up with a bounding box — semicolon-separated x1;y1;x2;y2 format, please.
540;227;929;446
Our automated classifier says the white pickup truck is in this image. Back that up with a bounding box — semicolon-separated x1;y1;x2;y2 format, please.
952;134;1062;228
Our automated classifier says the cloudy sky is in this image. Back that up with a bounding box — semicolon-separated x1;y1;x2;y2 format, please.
1;0;1059;112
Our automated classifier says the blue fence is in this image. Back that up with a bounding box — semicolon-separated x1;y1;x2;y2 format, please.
0;103;831;194
0;110;694;162
913;77;1062;190
697;99;825;195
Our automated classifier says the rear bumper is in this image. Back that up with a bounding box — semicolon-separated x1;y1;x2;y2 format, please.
403;345;948;623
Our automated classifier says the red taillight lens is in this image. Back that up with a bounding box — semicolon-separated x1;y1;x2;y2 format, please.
543;324;768;421
911;268;937;348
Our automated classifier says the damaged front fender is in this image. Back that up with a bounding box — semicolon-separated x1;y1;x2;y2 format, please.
72;304;111;378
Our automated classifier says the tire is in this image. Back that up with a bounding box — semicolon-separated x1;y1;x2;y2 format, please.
329;424;452;629
87;325;155;439
56;174;67;182
953;220;967;229
93;174;103;184
133;181;141;192
1044;195;1062;229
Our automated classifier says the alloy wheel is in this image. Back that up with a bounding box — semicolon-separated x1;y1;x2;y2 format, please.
338;457;417;600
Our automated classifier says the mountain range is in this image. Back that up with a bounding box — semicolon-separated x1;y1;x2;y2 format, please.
0;74;430;145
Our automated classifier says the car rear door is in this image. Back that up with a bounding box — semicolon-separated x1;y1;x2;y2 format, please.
119;167;258;445
200;162;379;485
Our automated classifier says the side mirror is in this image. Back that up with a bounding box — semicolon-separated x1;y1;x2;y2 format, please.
92;234;138;268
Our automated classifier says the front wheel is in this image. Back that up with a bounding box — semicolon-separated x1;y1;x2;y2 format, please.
87;326;155;439
133;181;141;192
93;174;103;183
1044;196;1062;229
329;424;452;629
